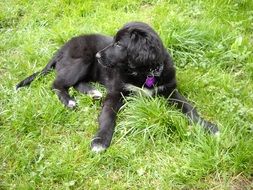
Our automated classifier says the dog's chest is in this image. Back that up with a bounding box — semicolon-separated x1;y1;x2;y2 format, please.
124;83;165;96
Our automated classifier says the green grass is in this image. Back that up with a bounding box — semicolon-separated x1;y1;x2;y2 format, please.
1;0;253;189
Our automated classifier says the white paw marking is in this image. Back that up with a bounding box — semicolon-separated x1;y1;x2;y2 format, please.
214;131;220;137
91;144;106;153
88;90;102;99
68;100;76;108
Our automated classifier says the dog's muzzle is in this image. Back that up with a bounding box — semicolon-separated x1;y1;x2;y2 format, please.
96;52;113;68
96;52;103;65
96;52;102;62
96;52;101;59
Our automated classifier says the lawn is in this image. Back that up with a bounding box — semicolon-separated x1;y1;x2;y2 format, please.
1;0;253;189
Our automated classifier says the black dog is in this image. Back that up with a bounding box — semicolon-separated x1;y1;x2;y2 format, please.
16;22;219;152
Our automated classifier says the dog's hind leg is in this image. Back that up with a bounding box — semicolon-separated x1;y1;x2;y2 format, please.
53;80;76;108
52;59;91;108
74;82;103;100
166;90;219;135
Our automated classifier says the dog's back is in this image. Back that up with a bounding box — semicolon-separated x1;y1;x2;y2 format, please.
16;34;113;89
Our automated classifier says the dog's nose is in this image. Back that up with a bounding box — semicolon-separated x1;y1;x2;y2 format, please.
96;52;101;59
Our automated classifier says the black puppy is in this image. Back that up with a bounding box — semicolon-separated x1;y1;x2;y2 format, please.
16;22;219;152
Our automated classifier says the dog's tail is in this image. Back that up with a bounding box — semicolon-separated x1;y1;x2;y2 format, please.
16;57;57;89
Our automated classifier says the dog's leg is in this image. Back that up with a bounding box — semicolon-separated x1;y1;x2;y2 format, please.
74;82;103;100
53;60;91;108
162;89;219;134
91;92;123;153
53;79;76;108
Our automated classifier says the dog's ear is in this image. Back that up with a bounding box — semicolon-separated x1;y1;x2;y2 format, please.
127;28;163;67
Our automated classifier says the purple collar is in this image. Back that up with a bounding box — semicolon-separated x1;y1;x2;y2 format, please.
144;64;164;88
145;76;156;88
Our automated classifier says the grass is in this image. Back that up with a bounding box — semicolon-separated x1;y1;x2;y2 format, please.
1;0;253;189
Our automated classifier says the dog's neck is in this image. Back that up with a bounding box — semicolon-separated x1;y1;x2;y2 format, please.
123;63;164;89
148;64;164;77
144;64;164;88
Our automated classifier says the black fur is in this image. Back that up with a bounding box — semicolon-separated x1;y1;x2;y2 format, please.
16;22;219;152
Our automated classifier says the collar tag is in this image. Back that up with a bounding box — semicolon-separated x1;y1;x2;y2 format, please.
145;76;156;88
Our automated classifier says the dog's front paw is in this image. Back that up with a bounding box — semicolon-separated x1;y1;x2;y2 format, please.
91;137;108;153
91;131;112;153
67;100;76;108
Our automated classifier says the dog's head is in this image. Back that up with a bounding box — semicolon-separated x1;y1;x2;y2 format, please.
96;22;166;75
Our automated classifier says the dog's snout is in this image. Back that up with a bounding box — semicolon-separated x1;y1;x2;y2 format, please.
96;52;101;59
